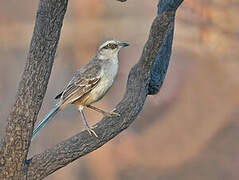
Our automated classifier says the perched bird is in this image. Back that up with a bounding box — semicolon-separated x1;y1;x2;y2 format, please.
32;40;129;140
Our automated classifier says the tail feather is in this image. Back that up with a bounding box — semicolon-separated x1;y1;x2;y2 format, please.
31;105;60;141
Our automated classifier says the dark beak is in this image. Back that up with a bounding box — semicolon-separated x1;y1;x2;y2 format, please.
119;42;130;47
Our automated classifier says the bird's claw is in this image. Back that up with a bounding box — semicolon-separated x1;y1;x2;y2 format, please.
110;111;121;117
104;109;120;117
86;126;98;137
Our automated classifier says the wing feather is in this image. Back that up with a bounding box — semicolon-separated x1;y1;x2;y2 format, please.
62;76;100;105
55;61;102;106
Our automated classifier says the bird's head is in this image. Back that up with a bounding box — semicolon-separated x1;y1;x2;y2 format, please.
97;40;129;60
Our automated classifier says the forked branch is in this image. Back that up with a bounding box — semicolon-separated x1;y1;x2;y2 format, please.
0;0;183;179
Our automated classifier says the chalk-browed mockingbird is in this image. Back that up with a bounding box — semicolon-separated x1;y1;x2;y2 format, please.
32;40;129;140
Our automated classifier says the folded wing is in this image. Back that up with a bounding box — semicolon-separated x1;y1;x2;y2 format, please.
55;62;102;107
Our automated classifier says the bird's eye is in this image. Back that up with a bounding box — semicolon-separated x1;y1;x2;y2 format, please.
104;43;117;49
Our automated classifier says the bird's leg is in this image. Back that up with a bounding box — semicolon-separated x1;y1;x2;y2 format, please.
78;105;98;137
86;104;120;117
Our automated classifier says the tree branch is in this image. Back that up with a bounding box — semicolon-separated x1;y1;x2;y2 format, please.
0;0;68;179
0;0;183;179
26;0;183;179
148;0;183;94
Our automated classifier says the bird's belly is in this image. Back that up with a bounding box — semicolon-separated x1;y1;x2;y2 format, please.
75;61;118;106
83;77;114;105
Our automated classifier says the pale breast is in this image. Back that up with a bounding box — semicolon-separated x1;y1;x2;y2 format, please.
83;59;119;105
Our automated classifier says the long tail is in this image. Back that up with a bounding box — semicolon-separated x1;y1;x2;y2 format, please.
31;105;60;141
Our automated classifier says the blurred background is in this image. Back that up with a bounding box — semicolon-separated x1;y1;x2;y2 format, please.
1;0;239;179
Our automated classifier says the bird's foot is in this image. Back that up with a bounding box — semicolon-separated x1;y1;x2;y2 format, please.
86;125;98;137
103;108;120;117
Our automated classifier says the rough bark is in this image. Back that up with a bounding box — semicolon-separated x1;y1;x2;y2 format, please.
0;0;183;179
0;0;68;179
